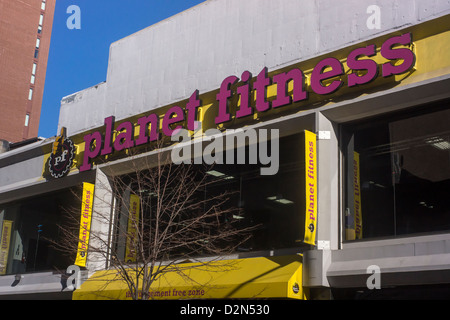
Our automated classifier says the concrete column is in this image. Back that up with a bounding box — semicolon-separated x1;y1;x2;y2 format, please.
303;111;340;288
0;140;9;154
87;168;114;274
316;111;340;250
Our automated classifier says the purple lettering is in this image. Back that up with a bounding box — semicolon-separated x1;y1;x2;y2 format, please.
381;33;415;77
185;90;201;131
114;121;135;151
162;105;185;136
236;70;253;118
311;57;344;95
215;75;238;124
272;68;308;108
135;113;160;146
76;34;416;173
101;116;115;156
347;45;378;87
80;131;103;172
254;67;271;112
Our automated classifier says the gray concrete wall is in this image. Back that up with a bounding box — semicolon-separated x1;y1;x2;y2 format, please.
0;137;96;205
326;233;450;288
58;0;450;136
0;140;49;197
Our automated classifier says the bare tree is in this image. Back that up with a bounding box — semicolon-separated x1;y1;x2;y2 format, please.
52;142;256;300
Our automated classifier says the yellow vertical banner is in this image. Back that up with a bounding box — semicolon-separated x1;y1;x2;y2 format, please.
125;194;140;263
0;220;13;275
75;182;95;267
353;152;363;239
304;130;317;245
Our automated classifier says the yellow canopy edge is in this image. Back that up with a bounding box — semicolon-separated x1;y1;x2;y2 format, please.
73;255;305;300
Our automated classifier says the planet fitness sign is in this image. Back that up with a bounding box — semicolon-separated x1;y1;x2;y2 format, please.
79;33;415;172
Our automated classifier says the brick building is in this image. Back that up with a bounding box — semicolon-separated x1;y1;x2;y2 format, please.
0;0;55;143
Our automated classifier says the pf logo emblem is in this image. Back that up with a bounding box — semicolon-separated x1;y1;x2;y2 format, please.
49;127;75;179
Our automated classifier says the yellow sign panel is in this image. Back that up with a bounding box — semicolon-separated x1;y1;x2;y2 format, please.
125;194;140;263
353;152;363;239
304;130;317;245
75;182;95;267
0;220;13;275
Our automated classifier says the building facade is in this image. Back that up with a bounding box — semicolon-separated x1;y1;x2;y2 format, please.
0;0;55;143
0;0;449;300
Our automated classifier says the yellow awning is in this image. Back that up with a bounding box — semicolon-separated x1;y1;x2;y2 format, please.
73;255;305;300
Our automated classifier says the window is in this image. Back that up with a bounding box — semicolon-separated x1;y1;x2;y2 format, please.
0;188;81;275
24;114;30;127
343;101;450;241
113;133;310;262
30;63;37;84
34;49;39;59
35;38;40;49
39;14;44;26
28;88;33;100
41;0;46;10
204;135;305;251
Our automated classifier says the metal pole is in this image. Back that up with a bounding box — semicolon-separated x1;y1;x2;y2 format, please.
34;224;42;270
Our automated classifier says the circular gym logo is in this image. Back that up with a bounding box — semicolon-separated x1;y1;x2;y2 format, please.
49;129;75;179
292;283;300;294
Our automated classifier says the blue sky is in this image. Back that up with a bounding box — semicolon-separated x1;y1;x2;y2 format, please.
39;0;206;138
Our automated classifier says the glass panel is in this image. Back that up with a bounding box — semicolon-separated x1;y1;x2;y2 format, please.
0;188;81;275
344;102;450;241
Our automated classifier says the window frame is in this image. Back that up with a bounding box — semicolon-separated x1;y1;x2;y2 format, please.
340;100;450;243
